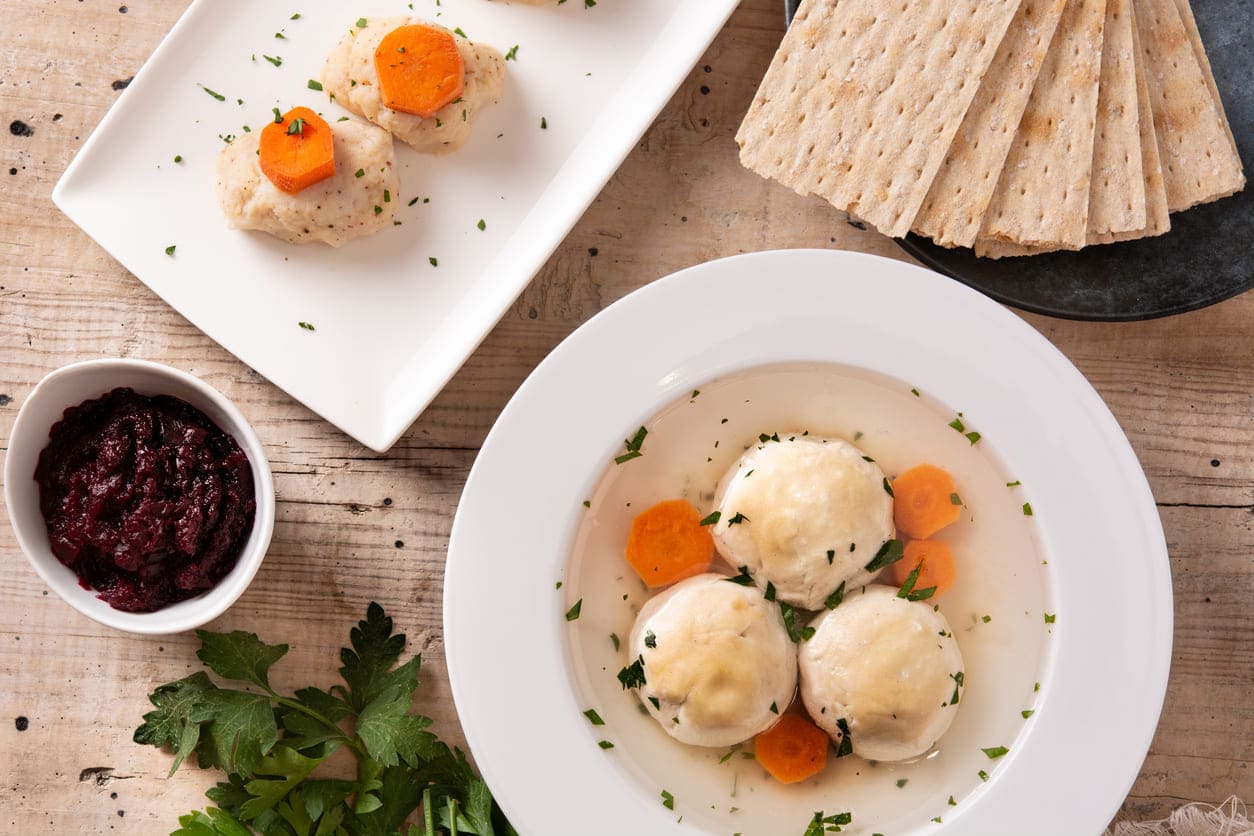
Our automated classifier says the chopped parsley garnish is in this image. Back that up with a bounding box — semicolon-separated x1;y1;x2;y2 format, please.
896;779;908;788
1044;612;1055;624
383;189;391;203
540;116;548;129
699;511;721;526
1023;502;1034;516
768;701;779;715
1021;710;1034;719
286;118;306;135
355;17;368;27
764;582;776;602
373;205;383;215
272;107;283;123
428;257;438;267
835;719;853;758
564;599;583;621
966;431;982;445
408;196;420;206
173;154;183;163
826;549;835;564
932;817;943;824
950;492;962;505
583;708;605;726
948;417;965;432
616;656;645;689
726;512;749;526
882;477;894;497
660;790;674;810
648;696;659;710
978;769;989;781
453;27;468;37
726;566;754;586
1034;681;1040;692
982;746;1009;759
896;560;936;602
477;218;486;231
644;630;656;648
585;0;596;6
948;795;957;806
275;32;286;39
982;614;991;623
1006;480;1022;487
804;811;852;836
504;44;519;60
290;12;301;19
198;84;226;101
718;748;737;764
298;321;315;331
758;432;780;443
690;389;700;399
950;671;964;705
615;426;647;464
781;603;814;642
263;54;282;67
354;168;365;177
864;539;904;572
609;632;620;651
825;581;846;610
164;245;176;256
307;79;323;91
598;740;614;749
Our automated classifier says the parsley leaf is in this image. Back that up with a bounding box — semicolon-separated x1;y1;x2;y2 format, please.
864;539;905;572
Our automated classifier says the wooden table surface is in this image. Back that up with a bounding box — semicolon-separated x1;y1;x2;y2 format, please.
1;1;1250;833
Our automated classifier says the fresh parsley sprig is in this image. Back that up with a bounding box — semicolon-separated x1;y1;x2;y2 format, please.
134;603;516;836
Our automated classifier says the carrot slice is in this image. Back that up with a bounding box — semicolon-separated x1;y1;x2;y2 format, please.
892;463;962;539
624;499;714;588
374;24;465;118
755;712;829;784
259;107;336;194
889;539;958;598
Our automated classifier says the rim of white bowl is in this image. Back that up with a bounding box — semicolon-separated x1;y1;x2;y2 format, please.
3;358;275;635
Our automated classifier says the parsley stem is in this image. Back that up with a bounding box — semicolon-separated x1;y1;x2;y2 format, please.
270;694;368;758
423;787;435;836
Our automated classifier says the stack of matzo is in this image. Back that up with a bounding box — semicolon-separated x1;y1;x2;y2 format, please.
736;0;1244;259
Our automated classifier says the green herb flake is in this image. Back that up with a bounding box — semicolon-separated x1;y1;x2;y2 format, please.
617;656;646;689
826;549;836;564
540;116;548;129
979;769;989;781
585;0;597;7
428;257;438;267
173;155;183;163
932;817;943;824
198;83;226;101
781;602;814;642
966;431;982;445
290;12;301;19
982;746;1009;759
864;539;905;572
1034;681;1040;692
699;511;721;527
286;117;306;135
454;27;467;37
615;426;647;464
408;196;420;206
950;492;962;505
263;54;282;67
948;417;966;432
948;795;957;806
609;633;620;651
661;790;674;810
910;387;920;396
1021;710;1034;719
477;218;486;231
565;599;583;621
383;189;391;203
882;477;894;498
982;614;992;623
896;778;908;788
583;709;605;726
805;812;853;836
356;17;368;27
1023;502;1034;516
164;245;176;256
297;321;315;331
597;740;614;749
275;32;286;39
836;718;854;758
726;566;753;586
950;671;964;705
825;581;846;610
648;696;659;710
644;630;656;649
354;168;365;177
758;432;781;443
896;559;936;602
373;205;383;215
726;512;749;526
1006;480;1022;487
505;44;519;60
307;79;323;91
1044;612;1056;624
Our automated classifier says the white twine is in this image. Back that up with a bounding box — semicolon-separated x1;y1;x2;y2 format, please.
1105;797;1253;836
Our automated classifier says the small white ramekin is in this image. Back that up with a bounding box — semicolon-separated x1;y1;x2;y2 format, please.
3;358;275;634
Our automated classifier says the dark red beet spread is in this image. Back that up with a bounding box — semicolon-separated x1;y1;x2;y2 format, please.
34;388;256;613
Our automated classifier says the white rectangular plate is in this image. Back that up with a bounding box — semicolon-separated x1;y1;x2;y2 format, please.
54;0;739;451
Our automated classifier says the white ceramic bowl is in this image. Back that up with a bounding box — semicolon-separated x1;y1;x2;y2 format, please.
3;358;275;634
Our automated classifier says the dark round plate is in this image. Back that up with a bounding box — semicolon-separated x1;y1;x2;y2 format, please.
782;0;1252;321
